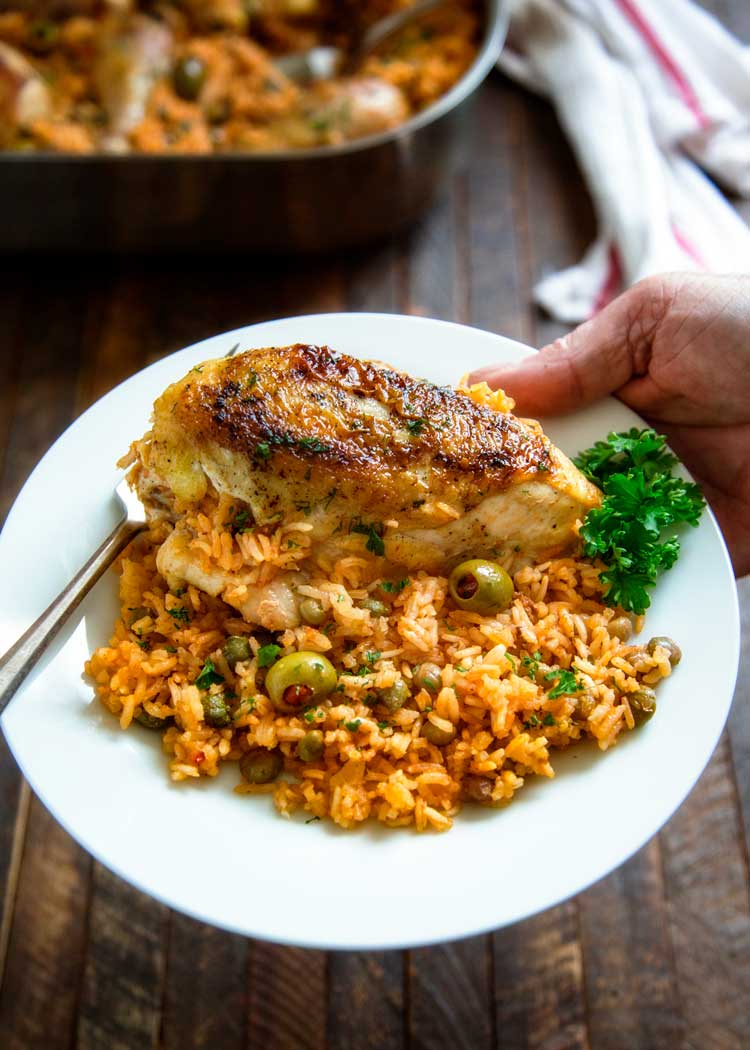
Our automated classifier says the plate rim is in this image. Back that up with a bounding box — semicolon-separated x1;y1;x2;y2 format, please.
0;311;741;950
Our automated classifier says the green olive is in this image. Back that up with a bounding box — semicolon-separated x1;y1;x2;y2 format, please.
201;693;232;728
422;721;456;746
134;708;173;731
299;597;326;626
173;55;207;101
239;748;283;784
298;730;324;762
265;651;337;711
448;559;514;613
414;662;442;694
629;687;657;725
223;635;251;670
379;679;410;713
647;636;682;667
361;598;389;617
608;616;633;642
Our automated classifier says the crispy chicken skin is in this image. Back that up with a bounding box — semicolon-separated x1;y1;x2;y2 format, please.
136;344;601;626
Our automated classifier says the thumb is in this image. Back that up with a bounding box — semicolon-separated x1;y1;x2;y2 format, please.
468;277;670;417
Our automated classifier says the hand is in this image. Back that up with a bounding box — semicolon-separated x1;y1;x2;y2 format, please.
470;273;750;576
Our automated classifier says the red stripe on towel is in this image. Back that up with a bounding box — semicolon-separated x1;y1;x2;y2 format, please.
614;0;711;130
590;244;622;317
673;224;707;268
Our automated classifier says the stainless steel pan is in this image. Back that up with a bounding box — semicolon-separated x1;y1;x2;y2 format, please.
1;0;507;254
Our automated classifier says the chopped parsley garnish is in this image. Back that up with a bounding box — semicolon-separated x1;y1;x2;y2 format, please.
364;650;381;665
380;578;410;593
190;365;203;374
257;644;282;668
297;437;330;453
377;721;390;731
351;519;385;557
305;816;321;824
543;713;556;727
575;428;705;614
246;370;258;388
255;442;271;461
229;508;251;533
167;606;190;623
344;719;362;732
505;653;517;670
165;646;178;654
544;668;581;699
406;418;426;436
521;651;541;676
294;501;313;516
195;658;224;690
525;714;541;728
137;640;149;651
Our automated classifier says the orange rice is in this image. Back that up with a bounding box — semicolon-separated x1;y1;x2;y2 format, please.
85;505;676;832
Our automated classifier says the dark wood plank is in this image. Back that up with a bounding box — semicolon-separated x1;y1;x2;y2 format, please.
0;797;92;1050
578;841;683;1050
728;579;750;851
161;916;247;1050
75;864;168;1050
0;270;100;1047
493;901;588;1050
247;943;326;1050
409;936;494;1050
328;952;405;1050
466;79;534;344
660;736;750;1050
405;180;465;324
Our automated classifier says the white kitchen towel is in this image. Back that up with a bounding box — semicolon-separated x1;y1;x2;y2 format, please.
500;0;750;322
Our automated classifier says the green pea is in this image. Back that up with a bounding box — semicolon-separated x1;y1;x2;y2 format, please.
223;635;251;670
134;708;172;731
201;693;231;728
414;662;442;694
361;598;389;617
646;636;681;667
298;730;324;762
265;651;337;712
379;679;410;713
629;687;657;725
422;721;456;746
27;21;59;55
299;597;326;626
448;559;514;613
173;55;207;101
239;748;283;784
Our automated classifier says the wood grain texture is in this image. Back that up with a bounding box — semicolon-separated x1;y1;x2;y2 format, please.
248;943;326;1050
75;864;168;1050
327;952;405;1050
408;937;494;1050
493;902;589;1050
162;915;247;1050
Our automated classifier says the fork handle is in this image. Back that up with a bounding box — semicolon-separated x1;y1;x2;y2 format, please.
0;517;145;718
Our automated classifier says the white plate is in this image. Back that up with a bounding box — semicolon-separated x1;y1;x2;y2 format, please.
0;314;740;950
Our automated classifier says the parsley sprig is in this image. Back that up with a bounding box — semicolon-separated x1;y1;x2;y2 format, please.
575;429;705;614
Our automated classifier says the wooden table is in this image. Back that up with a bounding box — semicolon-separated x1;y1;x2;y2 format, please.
1;3;748;1046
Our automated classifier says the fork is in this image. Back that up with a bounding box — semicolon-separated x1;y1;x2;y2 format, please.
0;478;147;717
275;0;451;83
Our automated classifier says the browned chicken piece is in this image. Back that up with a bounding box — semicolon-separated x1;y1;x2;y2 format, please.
93;12;172;151
0;40;50;144
132;345;601;630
